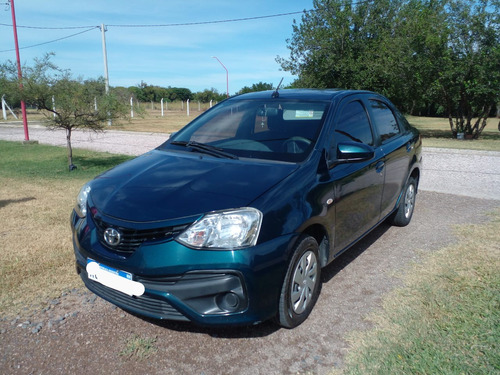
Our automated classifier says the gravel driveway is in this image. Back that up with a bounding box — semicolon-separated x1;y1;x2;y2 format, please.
1;122;499;374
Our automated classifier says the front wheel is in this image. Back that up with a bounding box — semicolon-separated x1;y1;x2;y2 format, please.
277;235;321;328
390;176;417;227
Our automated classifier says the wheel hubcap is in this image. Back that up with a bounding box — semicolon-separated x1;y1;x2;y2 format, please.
404;184;415;219
290;250;318;314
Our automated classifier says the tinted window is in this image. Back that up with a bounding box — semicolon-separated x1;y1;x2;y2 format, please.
369;100;400;142
164;99;329;162
335;100;373;145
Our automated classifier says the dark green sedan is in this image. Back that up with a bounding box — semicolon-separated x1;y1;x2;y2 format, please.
71;89;422;328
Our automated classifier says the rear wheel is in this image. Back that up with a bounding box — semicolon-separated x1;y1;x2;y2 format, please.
390;176;417;227
277;235;321;328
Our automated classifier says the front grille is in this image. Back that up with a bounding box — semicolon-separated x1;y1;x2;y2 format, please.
92;216;190;254
80;268;189;321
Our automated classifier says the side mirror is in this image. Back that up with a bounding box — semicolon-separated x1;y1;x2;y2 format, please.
328;142;374;168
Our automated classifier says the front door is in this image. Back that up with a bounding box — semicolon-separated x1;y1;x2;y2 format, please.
329;99;385;254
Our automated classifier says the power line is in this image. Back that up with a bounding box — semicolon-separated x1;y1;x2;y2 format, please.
0;27;98;53
0;9;309;30
0;23;97;29
0;10;310;52
107;10;307;28
0;1;374;52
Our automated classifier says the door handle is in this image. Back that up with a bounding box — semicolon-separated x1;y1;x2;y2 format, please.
406;142;413;152
375;161;385;173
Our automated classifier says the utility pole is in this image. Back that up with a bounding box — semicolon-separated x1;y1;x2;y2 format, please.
100;24;110;94
9;0;30;141
212;56;229;98
100;23;111;125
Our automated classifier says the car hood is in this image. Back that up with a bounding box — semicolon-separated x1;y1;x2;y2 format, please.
89;150;298;222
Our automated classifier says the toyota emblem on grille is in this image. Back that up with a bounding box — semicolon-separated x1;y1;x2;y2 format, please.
104;228;121;246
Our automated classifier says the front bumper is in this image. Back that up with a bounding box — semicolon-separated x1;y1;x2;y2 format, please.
72;210;295;326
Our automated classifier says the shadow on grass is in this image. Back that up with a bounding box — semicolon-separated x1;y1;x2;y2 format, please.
0;196;36;209
72;154;133;171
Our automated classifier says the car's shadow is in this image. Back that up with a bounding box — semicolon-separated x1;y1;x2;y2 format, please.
131;222;392;338
321;222;391;283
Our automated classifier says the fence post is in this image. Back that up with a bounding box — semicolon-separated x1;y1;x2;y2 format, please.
210;100;213;108
1;95;18;120
161;98;164;117
52;95;56;117
94;97;98;111
198;101;201;111
130;97;134;118
2;95;6;120
187;99;190;116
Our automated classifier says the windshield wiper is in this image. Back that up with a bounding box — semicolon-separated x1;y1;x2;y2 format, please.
170;140;238;159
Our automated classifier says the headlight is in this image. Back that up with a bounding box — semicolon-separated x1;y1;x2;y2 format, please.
75;183;91;218
177;208;263;250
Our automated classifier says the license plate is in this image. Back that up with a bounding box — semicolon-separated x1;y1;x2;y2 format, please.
86;259;145;297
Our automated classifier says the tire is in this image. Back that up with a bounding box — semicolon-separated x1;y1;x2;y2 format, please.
390;176;417;227
277;235;321;328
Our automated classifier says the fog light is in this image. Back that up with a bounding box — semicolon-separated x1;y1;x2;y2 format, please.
217;292;240;312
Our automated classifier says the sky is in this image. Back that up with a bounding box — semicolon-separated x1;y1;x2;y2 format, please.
1;0;315;95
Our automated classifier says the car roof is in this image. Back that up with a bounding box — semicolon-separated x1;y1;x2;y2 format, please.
230;88;375;101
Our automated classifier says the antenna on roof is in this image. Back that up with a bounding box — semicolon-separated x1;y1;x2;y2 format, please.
271;78;284;98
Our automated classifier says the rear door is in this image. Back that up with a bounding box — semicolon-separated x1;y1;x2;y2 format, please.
365;98;412;219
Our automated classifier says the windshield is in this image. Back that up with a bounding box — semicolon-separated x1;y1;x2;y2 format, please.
162;99;330;162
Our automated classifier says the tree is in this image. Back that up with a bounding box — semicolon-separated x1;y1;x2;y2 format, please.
278;0;500;138
0;60;22;109
194;88;225;102
236;82;274;95
3;54;129;170
434;0;500;138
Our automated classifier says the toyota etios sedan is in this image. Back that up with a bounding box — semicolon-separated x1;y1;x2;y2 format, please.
71;89;422;328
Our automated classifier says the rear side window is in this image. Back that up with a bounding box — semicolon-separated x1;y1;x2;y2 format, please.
369;100;400;142
335;100;373;145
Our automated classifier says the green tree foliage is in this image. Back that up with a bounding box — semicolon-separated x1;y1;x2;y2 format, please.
0;60;22;108
193;88;226;102
126;83;193;103
434;0;500;138
2;54;129;170
278;0;500;138
236;82;274;95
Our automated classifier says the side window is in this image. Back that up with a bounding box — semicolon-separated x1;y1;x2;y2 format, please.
335;100;373;145
369;100;400;142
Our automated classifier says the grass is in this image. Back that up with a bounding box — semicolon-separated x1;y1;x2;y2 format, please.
407;115;500;151
0;141;132;316
336;211;500;375
112;109;200;133
119;334;158;359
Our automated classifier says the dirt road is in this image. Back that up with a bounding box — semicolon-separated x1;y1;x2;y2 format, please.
1;191;498;375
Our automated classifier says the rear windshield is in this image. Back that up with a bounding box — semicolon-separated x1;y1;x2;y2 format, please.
162;99;329;162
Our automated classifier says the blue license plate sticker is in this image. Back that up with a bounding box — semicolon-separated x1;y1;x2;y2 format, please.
86;259;145;297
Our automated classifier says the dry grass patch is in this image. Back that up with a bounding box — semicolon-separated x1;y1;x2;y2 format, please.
0;140;133;317
0;178;83;315
112;109;201;133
